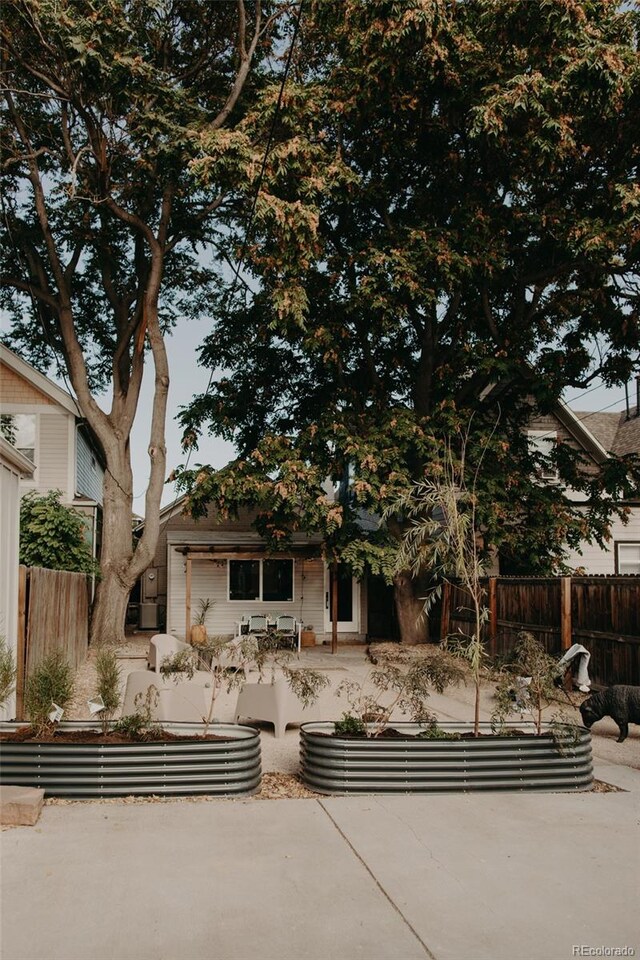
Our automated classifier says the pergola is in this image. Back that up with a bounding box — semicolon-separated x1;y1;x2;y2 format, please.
176;544;323;644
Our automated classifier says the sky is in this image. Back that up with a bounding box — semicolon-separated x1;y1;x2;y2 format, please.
121;321;635;515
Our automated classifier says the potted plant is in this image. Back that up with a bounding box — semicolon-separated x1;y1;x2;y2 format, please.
300;624;316;647
190;597;212;647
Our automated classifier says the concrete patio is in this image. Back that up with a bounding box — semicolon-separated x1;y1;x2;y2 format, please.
2;640;639;960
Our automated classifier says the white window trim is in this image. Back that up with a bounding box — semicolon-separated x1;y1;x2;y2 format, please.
227;558;295;603
527;429;558;481
615;541;640;575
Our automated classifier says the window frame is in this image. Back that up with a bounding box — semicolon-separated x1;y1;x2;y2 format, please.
227;558;295;603
527;429;558;481
614;541;640;575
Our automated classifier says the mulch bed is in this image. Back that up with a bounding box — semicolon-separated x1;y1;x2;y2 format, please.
0;727;234;744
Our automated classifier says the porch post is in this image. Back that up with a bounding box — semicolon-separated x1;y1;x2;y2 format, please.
331;561;338;655
560;575;572;652
185;555;192;643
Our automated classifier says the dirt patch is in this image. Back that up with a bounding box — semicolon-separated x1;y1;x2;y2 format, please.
0;727;235;744
591;779;625;793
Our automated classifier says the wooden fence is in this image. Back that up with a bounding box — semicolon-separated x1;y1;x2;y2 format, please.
441;575;640;688
15;565;90;718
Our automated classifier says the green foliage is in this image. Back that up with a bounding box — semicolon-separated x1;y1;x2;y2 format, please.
416;723;461;742
19;491;98;575
334;713;366;737
94;646;121;735
177;0;640;607
193;598;213;627
25;650;75;736
0;636;17;710
492;631;567;736
113;686;159;741
159;649;197;681
335;645;464;738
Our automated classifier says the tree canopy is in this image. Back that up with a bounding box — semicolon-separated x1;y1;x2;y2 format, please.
1;0;296;642
177;0;640;639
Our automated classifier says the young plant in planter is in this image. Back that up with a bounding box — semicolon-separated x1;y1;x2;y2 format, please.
93;646;122;736
335;645;465;738
491;631;572;736
386;426;493;736
24;651;75;736
0;635;16;713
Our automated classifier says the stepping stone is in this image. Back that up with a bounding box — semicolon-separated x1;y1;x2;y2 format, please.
0;785;45;826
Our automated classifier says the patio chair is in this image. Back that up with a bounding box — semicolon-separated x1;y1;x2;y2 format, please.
247;615;268;635
122;669;211;723
148;634;191;672
274;615;300;652
235;676;322;738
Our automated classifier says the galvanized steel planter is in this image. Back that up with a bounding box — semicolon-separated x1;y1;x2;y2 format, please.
0;721;261;798
300;722;593;794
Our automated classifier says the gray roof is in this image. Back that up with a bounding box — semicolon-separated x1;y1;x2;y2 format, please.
571;408;640;458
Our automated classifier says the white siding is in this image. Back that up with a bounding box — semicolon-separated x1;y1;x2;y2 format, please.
167;550;327;640
37;412;71;499
564;509;640;574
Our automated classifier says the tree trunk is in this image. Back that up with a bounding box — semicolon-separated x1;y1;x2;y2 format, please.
90;457;137;645
393;571;426;645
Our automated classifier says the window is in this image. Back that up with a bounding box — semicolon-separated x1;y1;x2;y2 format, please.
228;559;294;602
616;543;640;575
1;413;36;463
527;430;557;480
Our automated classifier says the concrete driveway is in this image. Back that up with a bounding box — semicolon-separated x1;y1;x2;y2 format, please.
2;768;639;960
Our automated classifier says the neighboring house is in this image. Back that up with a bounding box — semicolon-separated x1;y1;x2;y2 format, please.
0;437;34;720
0;344;105;565
137;500;369;644
518;387;640;575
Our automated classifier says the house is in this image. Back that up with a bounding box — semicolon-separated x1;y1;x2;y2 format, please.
0;344;105;566
139;387;639;644
138;499;369;644
0;437;34;720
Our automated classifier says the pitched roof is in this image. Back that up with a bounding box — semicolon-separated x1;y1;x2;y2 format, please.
571;408;640;458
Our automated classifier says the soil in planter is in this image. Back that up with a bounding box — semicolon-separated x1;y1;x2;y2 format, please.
0;726;235;745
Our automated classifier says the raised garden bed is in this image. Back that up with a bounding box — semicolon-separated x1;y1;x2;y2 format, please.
0;721;261;798
300;721;593;794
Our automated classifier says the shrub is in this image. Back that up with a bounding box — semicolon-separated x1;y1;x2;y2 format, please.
492;631;568;735
94;646;122;734
113;686;159;741
25;650;75;735
0;635;17;711
335;645;464;738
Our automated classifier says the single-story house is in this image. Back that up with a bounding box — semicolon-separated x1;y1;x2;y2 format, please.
139;502;371;644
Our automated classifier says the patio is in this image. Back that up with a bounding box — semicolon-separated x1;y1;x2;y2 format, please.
66;635;640;778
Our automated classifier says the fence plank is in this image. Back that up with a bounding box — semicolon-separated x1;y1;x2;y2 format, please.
444;575;640;687
25;568;89;681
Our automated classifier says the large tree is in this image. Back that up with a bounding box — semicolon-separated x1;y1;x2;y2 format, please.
178;0;640;642
0;0;294;643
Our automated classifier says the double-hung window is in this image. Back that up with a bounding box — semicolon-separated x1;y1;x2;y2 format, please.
228;559;294;602
616;543;640;575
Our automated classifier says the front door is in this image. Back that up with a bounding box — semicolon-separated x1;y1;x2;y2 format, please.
324;564;360;633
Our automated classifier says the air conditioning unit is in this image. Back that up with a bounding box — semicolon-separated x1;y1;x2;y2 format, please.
139;602;158;630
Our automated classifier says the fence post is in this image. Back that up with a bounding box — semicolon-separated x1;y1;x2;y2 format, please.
560;576;572;652
440;581;451;642
488;577;497;657
15;565;28;720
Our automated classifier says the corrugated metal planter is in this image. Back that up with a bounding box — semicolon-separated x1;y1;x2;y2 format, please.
0;721;261;798
300;722;593;794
